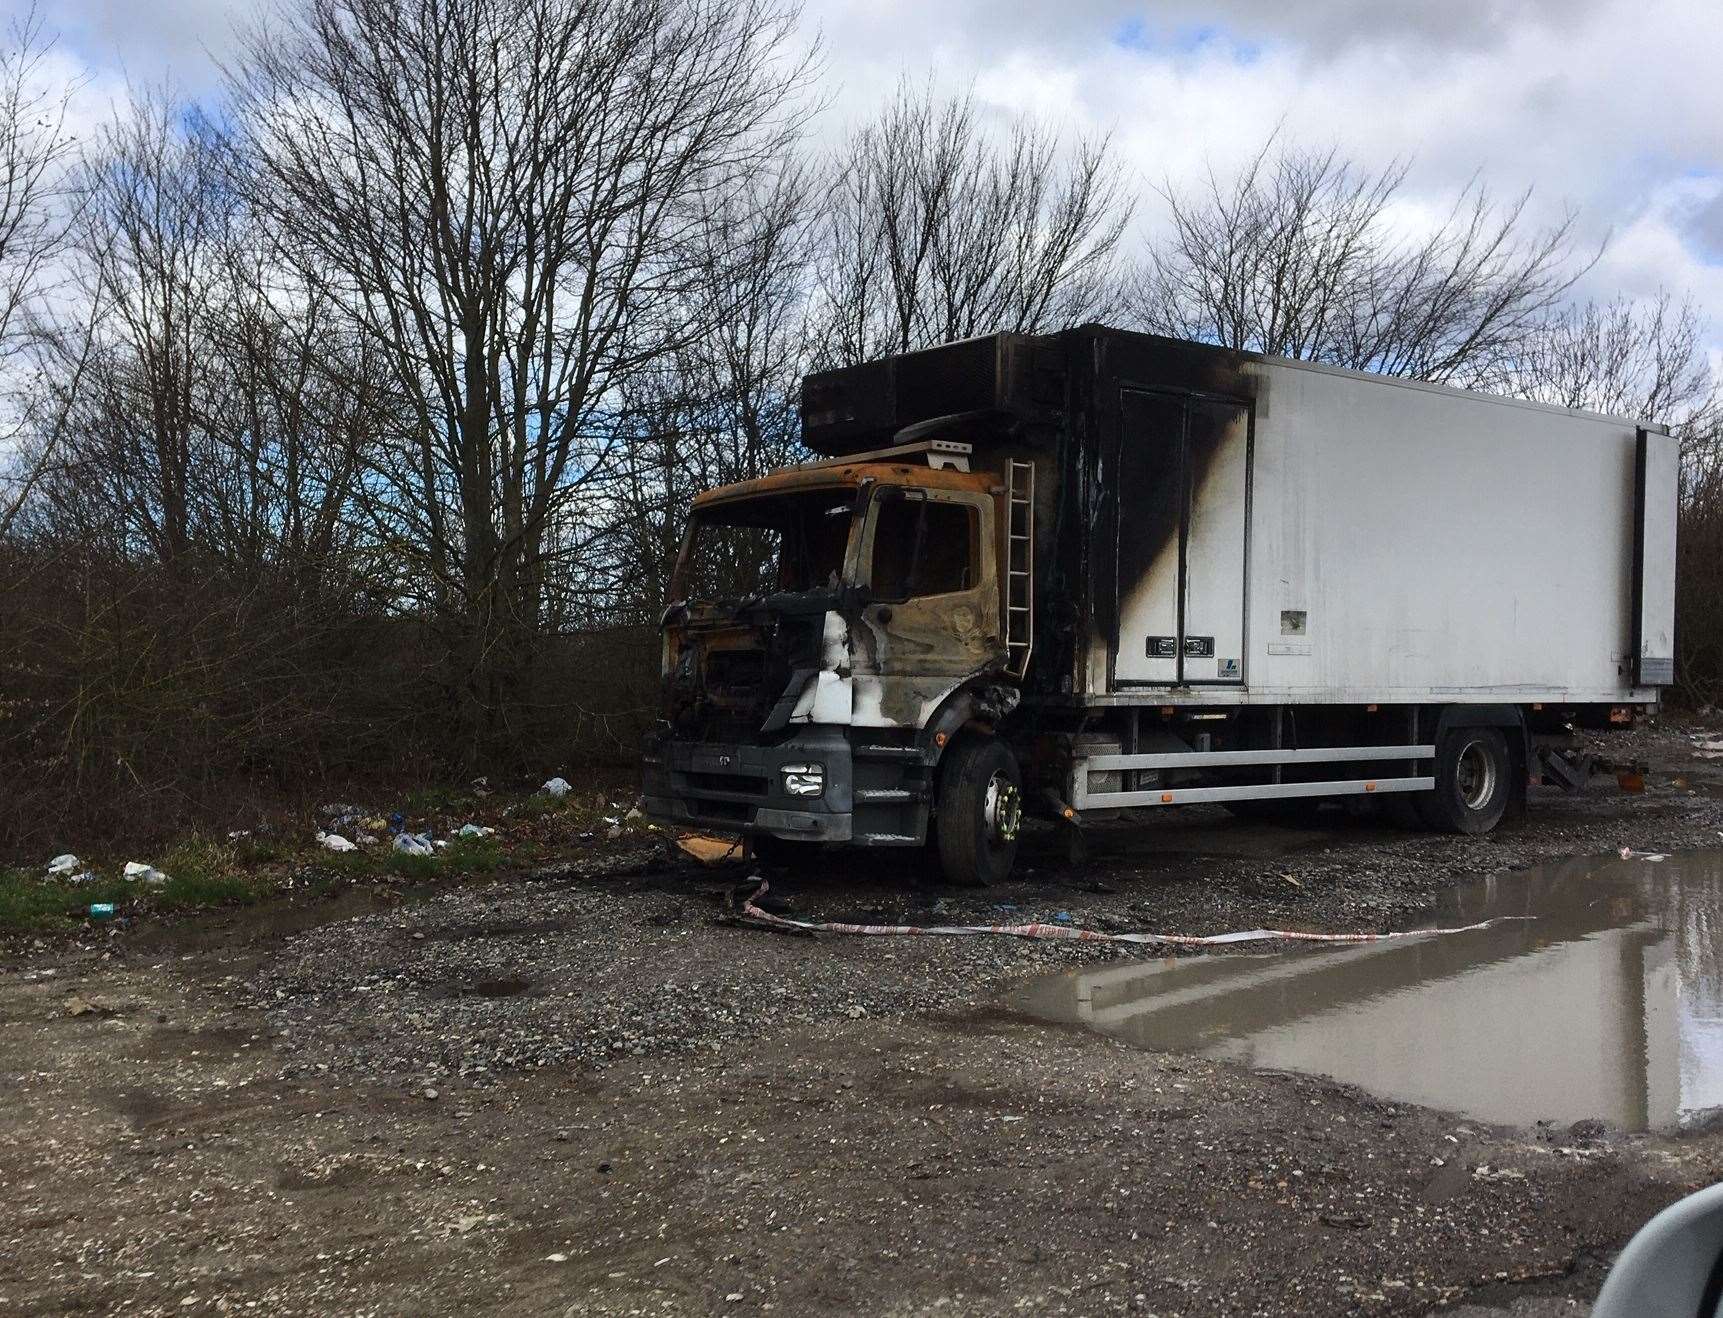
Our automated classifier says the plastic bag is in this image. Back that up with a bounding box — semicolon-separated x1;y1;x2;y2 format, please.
318;831;358;853
123;861;169;886
394;832;435;857
541;777;572;798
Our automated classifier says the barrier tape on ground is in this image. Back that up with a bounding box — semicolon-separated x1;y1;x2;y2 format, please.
739;880;1525;947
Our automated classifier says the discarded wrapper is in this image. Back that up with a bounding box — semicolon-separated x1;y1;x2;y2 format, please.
1619;847;1670;862
678;834;742;865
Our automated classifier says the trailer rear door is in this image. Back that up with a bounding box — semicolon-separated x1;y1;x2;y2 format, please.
1111;391;1251;686
1634;427;1678;686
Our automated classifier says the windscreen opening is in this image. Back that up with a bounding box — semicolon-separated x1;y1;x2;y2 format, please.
679;490;856;601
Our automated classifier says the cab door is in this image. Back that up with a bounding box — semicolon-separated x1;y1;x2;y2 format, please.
849;487;1002;727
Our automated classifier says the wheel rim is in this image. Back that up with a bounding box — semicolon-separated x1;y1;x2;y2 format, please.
1456;741;1497;810
983;771;1022;846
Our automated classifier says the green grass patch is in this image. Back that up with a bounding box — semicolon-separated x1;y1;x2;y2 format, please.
231;836;286;866
0;868;132;931
154;869;266;911
386;851;441;881
401;784;474;814
444;835;504;873
378;834;504;880
149;835;270;909
511;792;574;821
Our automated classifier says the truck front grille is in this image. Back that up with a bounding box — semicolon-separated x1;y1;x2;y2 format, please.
686;771;769;797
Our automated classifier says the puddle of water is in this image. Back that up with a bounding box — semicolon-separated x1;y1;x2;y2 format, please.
1012;850;1723;1133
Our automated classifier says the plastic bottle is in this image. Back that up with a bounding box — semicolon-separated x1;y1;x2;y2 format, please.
88;902;116;921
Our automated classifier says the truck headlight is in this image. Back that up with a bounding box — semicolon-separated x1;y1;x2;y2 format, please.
781;763;825;797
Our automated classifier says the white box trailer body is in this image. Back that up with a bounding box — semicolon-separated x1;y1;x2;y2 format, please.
1086;354;1677;707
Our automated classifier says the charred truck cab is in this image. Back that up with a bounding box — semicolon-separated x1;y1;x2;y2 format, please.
643;325;1678;886
641;447;1027;884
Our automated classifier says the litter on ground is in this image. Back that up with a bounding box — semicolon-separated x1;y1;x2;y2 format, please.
458;824;496;838
678;834;741;865
1619;847;1671;862
318;832;358;853
45;854;80;876
541;777;572;798
394;833;435;857
122;862;169;886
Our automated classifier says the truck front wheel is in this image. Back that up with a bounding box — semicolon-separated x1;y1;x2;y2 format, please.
1419;726;1512;834
935;736;1022;887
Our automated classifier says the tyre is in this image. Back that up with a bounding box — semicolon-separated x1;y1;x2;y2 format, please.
934;736;1023;887
1418;726;1512;834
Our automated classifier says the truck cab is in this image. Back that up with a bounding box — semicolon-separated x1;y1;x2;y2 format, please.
641;440;1032;885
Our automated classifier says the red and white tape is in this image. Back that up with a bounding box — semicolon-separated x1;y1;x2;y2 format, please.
739;880;1521;947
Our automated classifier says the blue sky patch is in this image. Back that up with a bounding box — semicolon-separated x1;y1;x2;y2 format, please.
1113;16;1262;63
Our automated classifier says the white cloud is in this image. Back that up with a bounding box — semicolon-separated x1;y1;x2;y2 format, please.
809;0;1723;359
16;0;1723;360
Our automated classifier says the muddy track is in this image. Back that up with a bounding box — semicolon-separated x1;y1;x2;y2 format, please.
5;725;1723;1315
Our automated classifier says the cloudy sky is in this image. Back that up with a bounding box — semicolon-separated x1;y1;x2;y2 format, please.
29;0;1723;364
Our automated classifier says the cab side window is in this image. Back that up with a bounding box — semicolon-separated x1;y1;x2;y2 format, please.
871;493;976;601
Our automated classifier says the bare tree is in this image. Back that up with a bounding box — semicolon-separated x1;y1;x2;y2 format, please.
811;81;1132;367
1508;292;1719;426
55;90;230;566
0;7;81;539
1131;138;1590;386
598;163;817;626
36;89;384;583
225;0;814;760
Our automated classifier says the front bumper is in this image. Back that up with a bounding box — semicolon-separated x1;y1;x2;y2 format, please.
641;728;854;842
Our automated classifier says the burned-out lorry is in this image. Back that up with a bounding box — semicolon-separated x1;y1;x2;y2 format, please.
642;326;1678;885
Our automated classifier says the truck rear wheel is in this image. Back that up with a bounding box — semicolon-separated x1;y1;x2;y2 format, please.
935;736;1022;887
1419;727;1511;834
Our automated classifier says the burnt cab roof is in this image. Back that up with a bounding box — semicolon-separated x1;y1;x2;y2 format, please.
690;457;993;515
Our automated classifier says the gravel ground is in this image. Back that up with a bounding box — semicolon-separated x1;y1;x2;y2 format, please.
4;720;1723;1316
249;724;1723;1094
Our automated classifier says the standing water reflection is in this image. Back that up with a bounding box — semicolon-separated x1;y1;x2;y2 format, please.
1013;851;1723;1131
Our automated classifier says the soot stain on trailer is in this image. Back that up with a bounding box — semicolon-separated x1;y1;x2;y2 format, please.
1091;334;1262;683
